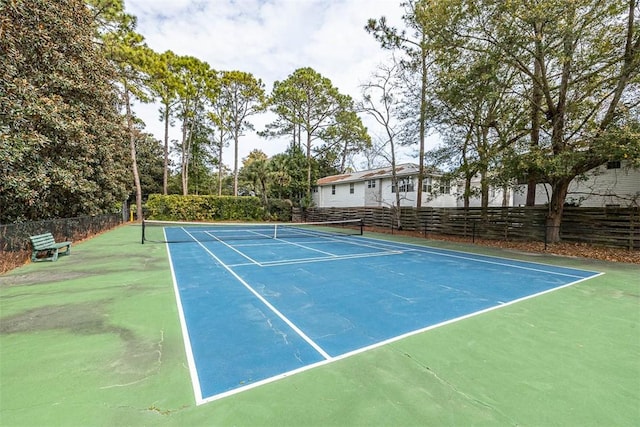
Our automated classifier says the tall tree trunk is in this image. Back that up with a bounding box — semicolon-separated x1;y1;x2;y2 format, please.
389;140;401;229
416;45;428;208
123;82;142;221
218;132;224;196
480;170;489;221
181;119;189;196
502;184;509;207
463;175;471;208
162;105;170;195
546;178;571;243
233;130;239;196
527;51;543;206
306;132;312;198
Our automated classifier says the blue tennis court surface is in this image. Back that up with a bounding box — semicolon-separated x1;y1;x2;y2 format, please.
164;225;601;404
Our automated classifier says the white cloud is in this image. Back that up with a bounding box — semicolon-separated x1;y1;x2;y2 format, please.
124;0;418;169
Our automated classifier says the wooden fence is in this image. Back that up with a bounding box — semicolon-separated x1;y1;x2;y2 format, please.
297;206;639;250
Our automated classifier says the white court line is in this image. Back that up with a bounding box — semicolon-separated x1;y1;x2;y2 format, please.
198;271;604;404
164;229;204;404
227;249;404;268
202;229;262;266
273;237;338;257
297;233;407;253
222;233;403;266
167;227;604;405
351;236;598;279
181;228;332;363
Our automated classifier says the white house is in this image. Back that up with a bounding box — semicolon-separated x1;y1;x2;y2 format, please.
313;160;638;209
312;163;509;208
513;160;640;207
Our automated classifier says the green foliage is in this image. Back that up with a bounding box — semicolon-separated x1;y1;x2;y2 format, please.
0;0;129;223
216;70;266;195
144;194;265;221
415;0;640;240
263;67;350;146
172;55;217;195
270;145;318;205
265;198;293;222
134;131;164;195
262;67;362;194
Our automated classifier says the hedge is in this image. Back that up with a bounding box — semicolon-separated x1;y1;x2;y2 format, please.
144;195;266;221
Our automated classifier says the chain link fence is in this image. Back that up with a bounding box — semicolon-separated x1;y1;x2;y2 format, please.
1;214;123;273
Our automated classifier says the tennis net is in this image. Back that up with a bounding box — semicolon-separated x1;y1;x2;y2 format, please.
141;219;364;244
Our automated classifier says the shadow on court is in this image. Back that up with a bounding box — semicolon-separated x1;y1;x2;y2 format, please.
0;224;638;426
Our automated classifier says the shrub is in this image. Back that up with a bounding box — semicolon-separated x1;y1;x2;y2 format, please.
145;195;265;221
265;199;293;222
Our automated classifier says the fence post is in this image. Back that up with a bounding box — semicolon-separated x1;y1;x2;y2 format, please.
472;221;476;243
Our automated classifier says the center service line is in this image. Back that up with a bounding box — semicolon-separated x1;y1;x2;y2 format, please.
182;228;333;361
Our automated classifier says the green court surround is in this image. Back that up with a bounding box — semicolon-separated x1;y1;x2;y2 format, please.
1;224;638;426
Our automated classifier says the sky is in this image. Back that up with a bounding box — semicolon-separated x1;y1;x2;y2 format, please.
124;0;426;171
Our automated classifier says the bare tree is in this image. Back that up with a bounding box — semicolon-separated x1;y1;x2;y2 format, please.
359;61;406;228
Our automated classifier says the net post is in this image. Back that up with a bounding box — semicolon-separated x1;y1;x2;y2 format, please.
359;219;364;235
141;219;145;244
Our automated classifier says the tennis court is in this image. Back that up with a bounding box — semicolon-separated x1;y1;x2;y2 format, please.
145;220;602;404
1;223;638;426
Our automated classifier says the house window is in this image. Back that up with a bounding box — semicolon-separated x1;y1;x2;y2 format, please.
392;178;415;193
350;183;354;194
367;179;376;188
401;177;414;192
439;179;450;194
607;161;621;169
423;177;432;193
331;185;336;195
312;186;318;193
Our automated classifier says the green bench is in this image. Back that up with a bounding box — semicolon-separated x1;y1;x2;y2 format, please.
29;233;72;262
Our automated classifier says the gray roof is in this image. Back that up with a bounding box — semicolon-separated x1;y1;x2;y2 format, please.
316;163;425;186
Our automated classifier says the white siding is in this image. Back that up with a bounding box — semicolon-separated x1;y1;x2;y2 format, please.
364;179;382;207
462;188;512;207
316;182;365;208
315;176;464;208
314;161;638;209
512;162;640;207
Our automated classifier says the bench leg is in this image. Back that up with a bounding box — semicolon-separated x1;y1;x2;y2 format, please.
32;248;59;262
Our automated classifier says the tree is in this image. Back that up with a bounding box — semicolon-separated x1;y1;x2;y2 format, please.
134;130;164;195
317;109;372;173
240;150;270;204
366;0;433;208
217;71;266;196
268;146;316;205
208;85;233;196
448;0;640;241
268;154;293;199
0;0;129;222
185;117;217;195
359;61;406;228
263;67;352;196
173;56;216;195
146;50;181;195
428;43;527;211
103;27;152;222
88;0;154;221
